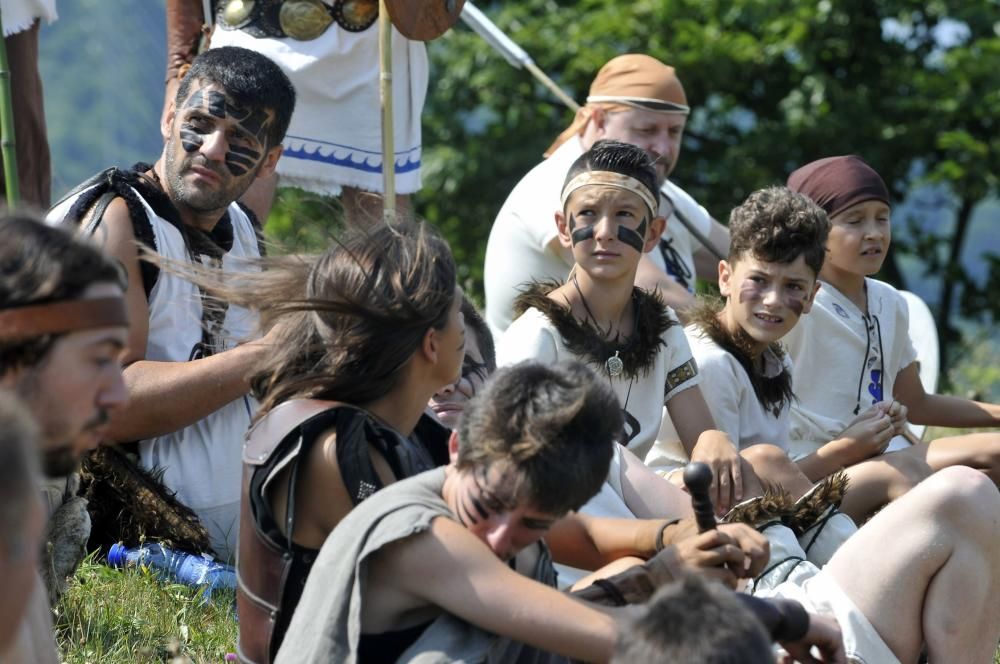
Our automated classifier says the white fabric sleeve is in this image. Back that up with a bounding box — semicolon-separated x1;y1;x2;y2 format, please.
496;311;561;367
663;322;701;402
896;295;918;371
695;352;745;446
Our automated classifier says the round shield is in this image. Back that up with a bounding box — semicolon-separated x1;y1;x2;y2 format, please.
384;0;466;41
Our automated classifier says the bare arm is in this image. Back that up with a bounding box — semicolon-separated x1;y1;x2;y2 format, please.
634;254;696;315
692;217;730;280
163;0;206;126
618;444;694;520
374;518;621;663
794;406;896;482
895;361;1000;428
667;387;744;512
94;201;270;441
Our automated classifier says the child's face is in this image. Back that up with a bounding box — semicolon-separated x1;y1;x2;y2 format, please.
719;253;819;352
556;185;664;282
824;200;891;279
452;466;560;562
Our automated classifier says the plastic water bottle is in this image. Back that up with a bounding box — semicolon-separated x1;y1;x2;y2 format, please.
107;542;236;599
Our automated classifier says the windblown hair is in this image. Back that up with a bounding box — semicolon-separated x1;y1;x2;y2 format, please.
0;391;41;560
612;576;773;664
176;46;296;149
563;139;660;212
0;214;127;373
175;220;458;415
461;297;496;373
728;186;830;276
457;361;620;516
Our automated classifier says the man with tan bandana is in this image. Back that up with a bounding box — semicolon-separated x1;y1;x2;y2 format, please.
484;54;731;337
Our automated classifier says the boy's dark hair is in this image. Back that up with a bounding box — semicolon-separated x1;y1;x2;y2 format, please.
176;46;296;149
612;576;774;664
460;296;496;373
563;139;659;212
457;361;620;516
0;214;127;373
728;186;830;276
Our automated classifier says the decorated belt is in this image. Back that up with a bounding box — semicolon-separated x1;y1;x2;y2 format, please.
216;0;378;41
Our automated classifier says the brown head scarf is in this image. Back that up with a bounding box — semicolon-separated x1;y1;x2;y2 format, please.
544;54;689;157
786;155;890;219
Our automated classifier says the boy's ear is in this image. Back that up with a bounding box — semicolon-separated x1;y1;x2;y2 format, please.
802;281;822;314
590;108;609;136
554;210;573;249
642;215;666;253
718;259;733;297
448;430;460;464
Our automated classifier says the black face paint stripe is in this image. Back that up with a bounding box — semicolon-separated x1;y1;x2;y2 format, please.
569;214;595;246
226;152;257;169
180;129;203;153
617;217;648;252
205;90;227;118
469;495;491;520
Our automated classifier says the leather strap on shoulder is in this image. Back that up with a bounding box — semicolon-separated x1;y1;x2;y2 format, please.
243;399;343;466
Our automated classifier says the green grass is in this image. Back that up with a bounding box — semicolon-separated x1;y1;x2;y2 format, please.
54;553;237;663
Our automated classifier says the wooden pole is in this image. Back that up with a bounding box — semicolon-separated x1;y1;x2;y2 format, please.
0;7;21;211
378;0;395;222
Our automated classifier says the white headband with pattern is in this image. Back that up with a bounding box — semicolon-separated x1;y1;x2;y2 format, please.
560;170;658;216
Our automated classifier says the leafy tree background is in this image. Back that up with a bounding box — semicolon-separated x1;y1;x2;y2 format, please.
39;0;999;379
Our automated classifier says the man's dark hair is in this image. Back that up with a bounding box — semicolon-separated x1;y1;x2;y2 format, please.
457;361;620;516
728;186;830;276
176;46;296;149
0;214;126;373
460;296;496;373
612;576;775;664
564;139;659;212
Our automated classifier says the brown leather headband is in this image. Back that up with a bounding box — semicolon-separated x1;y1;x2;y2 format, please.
0;298;128;339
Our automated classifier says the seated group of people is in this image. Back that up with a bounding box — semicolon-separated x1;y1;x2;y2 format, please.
2;42;1000;664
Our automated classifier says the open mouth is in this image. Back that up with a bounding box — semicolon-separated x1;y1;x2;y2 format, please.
754;312;784;324
860;247;883;257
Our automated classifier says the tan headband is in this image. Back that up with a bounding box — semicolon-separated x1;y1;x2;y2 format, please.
0;297;129;339
560;171;658;216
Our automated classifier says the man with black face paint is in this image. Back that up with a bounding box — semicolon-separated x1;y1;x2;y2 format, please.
1;213;130;664
47;46;296;562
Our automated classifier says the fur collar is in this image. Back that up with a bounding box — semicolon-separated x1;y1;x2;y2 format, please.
690;298;794;418
513;280;676;379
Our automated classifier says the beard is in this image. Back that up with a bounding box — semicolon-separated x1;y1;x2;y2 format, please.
163;139;250;212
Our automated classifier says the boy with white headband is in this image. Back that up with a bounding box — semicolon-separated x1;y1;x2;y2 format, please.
498;140;772;540
484;53;731;338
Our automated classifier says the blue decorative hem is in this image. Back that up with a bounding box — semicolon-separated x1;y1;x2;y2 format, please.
283;135;421;175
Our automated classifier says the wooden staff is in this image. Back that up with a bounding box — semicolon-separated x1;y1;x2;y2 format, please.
378;0;395;222
0;7;20;210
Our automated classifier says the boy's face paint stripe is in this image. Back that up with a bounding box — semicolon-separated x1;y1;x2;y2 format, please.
568;213;595;246
617;217;648;252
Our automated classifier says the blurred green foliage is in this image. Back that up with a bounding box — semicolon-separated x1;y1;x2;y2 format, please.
409;0;999;371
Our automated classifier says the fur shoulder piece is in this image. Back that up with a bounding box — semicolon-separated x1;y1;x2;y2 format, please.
689;298;794;418
513;281;676;379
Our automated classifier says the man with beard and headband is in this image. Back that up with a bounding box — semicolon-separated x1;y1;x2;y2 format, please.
47;46;296;561
0;213;130;664
484;54;731;338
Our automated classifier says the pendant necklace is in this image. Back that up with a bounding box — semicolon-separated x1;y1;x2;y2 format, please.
571;274;627;378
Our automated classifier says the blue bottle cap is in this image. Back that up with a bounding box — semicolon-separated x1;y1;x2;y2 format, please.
107;542;126;568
